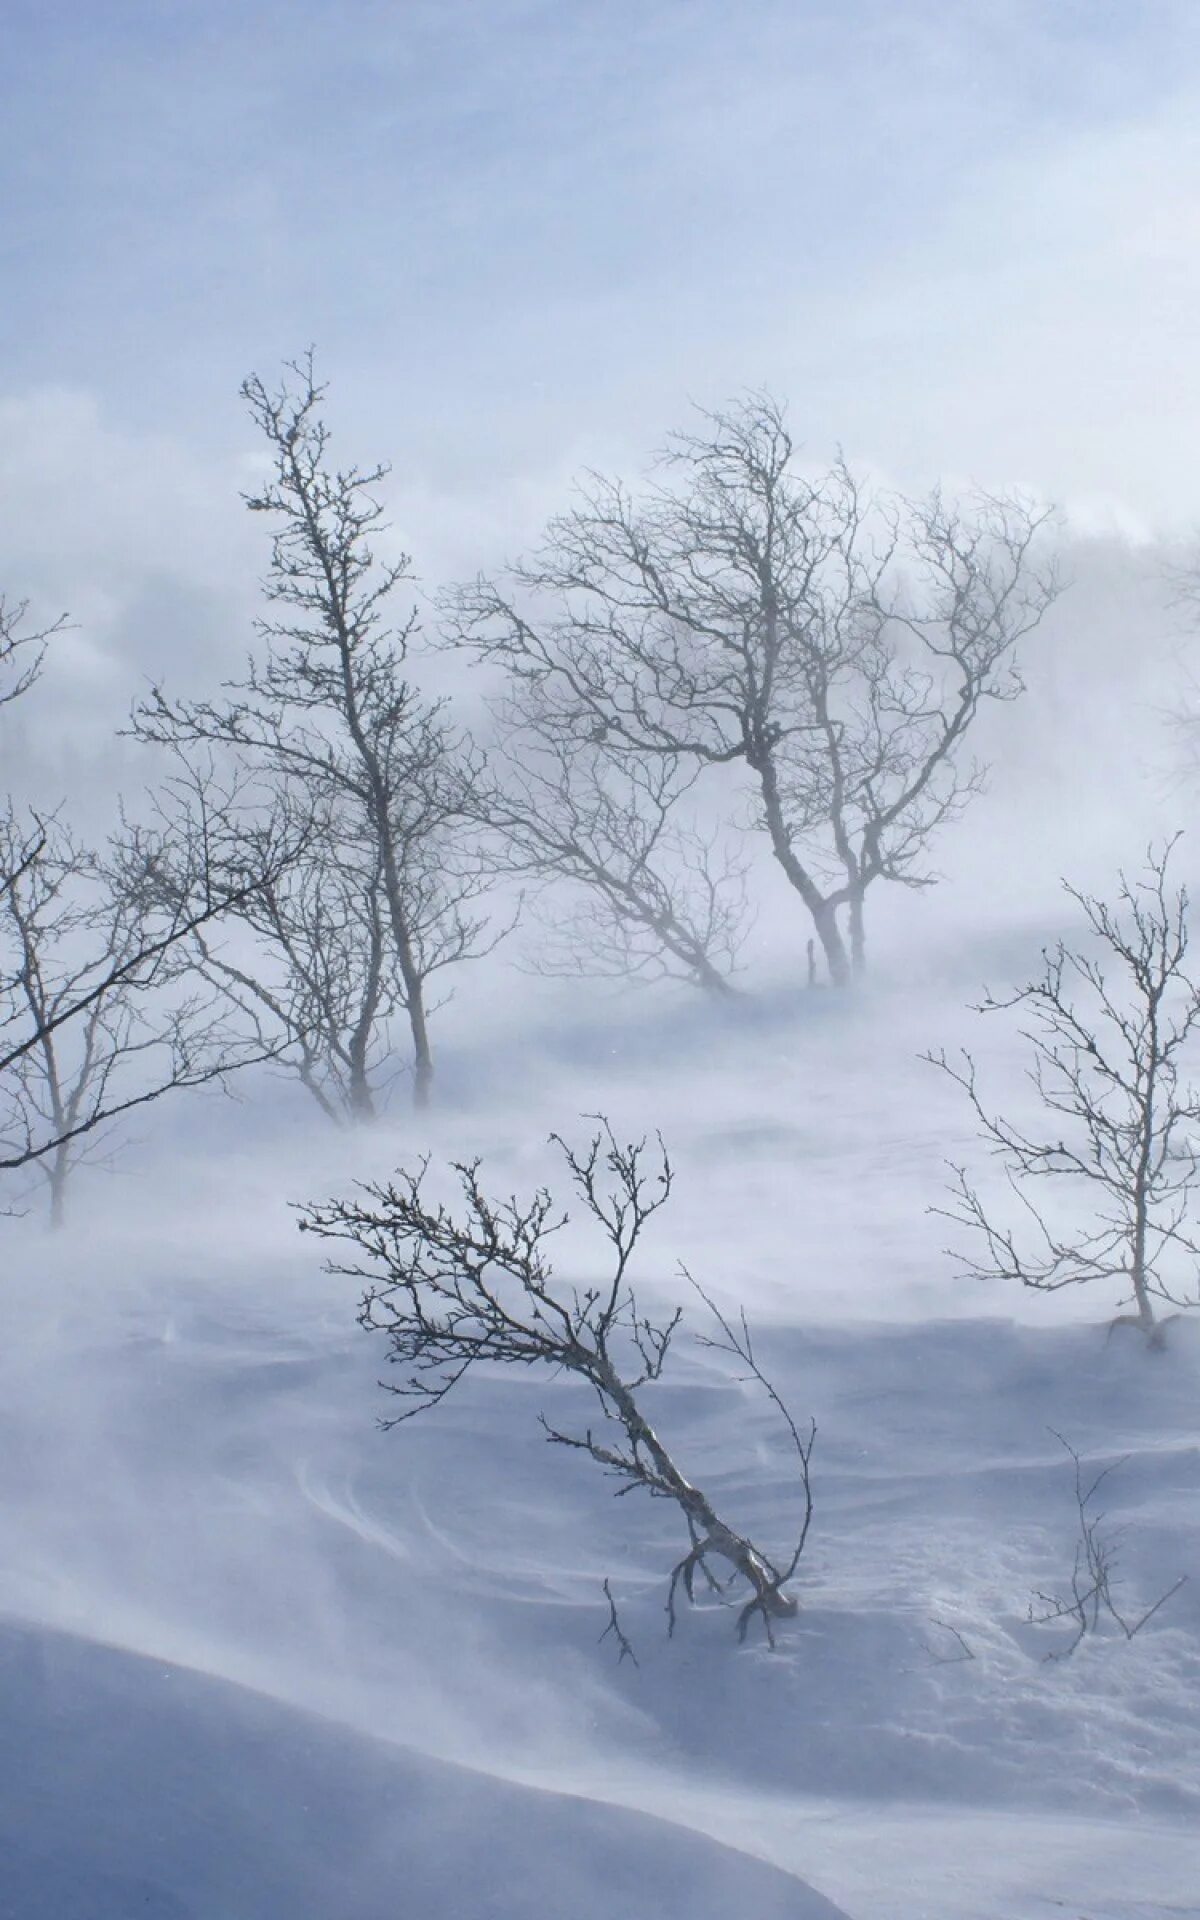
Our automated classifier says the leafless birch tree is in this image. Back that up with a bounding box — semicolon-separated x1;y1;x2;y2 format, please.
301;1122;815;1644
474;726;749;993
143;757;484;1122
0;587;295;1212
0;795;292;1217
930;842;1200;1343
134;355;488;1109
190;837;397;1122
448;395;1056;983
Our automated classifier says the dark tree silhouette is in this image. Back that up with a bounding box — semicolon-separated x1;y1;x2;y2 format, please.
449;395;1056;983
301;1123;815;1644
931;842;1200;1343
135;355;488;1109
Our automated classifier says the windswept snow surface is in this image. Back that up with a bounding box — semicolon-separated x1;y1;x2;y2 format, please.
2;977;1198;1919
0;1623;849;1920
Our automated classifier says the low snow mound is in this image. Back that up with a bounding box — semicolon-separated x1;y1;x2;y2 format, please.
0;1619;852;1920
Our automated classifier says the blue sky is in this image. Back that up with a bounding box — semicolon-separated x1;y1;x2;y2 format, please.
1;0;1199;701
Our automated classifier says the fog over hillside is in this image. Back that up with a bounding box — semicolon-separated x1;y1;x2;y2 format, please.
3;5;1200;1918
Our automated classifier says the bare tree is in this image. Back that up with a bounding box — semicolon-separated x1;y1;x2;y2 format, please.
0;801;290;1217
1028;1432;1186;1659
140;757;417;1123
134;355;489;1109
475;726;749;994
448;395;1056;983
300;1122;815;1645
0;587;295;1211
191;841;397;1122
930;842;1200;1343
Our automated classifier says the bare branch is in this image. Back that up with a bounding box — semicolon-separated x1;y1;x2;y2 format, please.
446;394;1057;984
131;355;497;1110
300;1123;814;1642
0;801;286;1215
598;1579;640;1668
0;597;68;709
930;842;1200;1338
1028;1433;1186;1658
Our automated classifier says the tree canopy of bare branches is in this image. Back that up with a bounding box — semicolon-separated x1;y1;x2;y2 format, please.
0;586;296;1212
0;596;66;712
0;805;278;1220
931;841;1200;1342
448;394;1057;984
142;756;441;1123
300;1122;815;1644
0;810;296;1218
473;726;749;993
134;355;489;1109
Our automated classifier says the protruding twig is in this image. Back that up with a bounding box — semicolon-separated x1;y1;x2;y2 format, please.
686;1268;816;1588
921;1618;976;1665
599;1579;639;1667
1028;1432;1186;1658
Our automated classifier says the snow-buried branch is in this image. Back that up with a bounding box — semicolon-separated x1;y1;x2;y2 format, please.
300;1121;815;1646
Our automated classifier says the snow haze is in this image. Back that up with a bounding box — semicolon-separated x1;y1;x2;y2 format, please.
2;5;1199;1917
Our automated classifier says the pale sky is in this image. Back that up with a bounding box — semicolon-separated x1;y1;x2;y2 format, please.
2;0;1199;746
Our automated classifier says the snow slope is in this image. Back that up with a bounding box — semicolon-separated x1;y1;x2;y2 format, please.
0;1621;849;1920
2;979;1198;1918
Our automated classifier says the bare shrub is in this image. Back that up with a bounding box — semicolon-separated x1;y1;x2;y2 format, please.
1028;1432;1186;1659
931;841;1200;1343
300;1122;815;1645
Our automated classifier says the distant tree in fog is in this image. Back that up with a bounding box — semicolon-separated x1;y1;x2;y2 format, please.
188;816;400;1123
301;1121;815;1645
930;841;1200;1344
471;714;750;993
143;755;468;1123
448;394;1057;986
134;355;491;1111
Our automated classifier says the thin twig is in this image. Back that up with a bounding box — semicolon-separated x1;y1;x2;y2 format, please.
599;1578;639;1667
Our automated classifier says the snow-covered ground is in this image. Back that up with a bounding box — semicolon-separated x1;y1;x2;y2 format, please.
2;973;1198;1919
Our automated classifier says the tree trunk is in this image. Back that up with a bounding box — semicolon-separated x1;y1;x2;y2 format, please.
347;1066;377;1122
376;837;434;1110
849;891;866;977
408;988;433;1111
1130;1066;1159;1341
1130;1189;1158;1340
755;749;851;988
346;1002;378;1121
596;1358;793;1618
332;622;436;1112
47;1153;68;1230
812;903;851;988
694;956;738;997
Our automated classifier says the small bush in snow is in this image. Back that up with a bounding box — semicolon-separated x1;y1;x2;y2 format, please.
301;1121;815;1645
